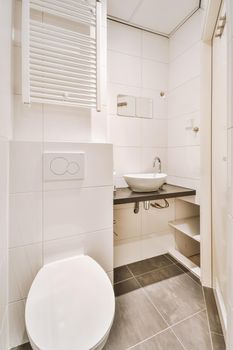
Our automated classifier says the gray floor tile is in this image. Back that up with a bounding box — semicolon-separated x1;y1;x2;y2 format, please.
127;255;173;276
11;344;32;350
165;254;201;285
172;311;212;350
114;278;141;297
204;287;223;334
164;253;178;264
140;266;205;325
186;271;201;285
130;329;183;350
104;288;167;350
212;332;226;350
114;265;132;283
136;264;184;287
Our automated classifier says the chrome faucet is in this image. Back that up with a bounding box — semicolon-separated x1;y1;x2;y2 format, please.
153;157;161;173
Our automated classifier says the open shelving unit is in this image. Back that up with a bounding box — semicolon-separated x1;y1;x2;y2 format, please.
169;216;200;242
168;248;201;278
169;196;201;279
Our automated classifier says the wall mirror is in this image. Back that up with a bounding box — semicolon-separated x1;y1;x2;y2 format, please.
117;95;153;119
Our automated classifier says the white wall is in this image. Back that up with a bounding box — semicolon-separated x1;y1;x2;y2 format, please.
107;17;203;267
8;141;113;348
13;0;108;144
107;21;174;266
107;20;169;188
226;0;233;347
9;1;111;348
0;0;12;349
167;10;204;201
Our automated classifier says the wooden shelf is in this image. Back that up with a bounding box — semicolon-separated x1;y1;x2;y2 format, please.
168;248;201;278
177;196;200;206
169;216;200;242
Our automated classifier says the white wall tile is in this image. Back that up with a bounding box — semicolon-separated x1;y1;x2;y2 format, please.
13;0;22;47
44;234;85;264
9;243;42;302
109;115;142;147
107;83;141;116
44;187;113;241
43;104;91;143
0;258;8;330
167;176;200;196
141;118;167;148
167;112;200;147
142;31;169;63
0;89;12;139
9;300;28;349
85;229;113;272
13;46;21;95
167;146;200;179
168;77;200;117
114;176;128;189
108;50;141;87
10;141;43;193
13;95;43;142
91;108;108;143
107;20;141;57
141;88;168;119
43;142;113;190
0;140;9;261
0;311;8;350
169;10;204;61
141;147;167;173
114;237;141;267
169;42;201;91
142;59;168;91
113;146;141;176
9;192;42;248
141;231;175;260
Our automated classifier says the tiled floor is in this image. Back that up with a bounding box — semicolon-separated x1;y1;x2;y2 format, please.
13;254;225;350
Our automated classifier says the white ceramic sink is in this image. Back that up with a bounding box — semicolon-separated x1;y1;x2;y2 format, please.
124;173;167;192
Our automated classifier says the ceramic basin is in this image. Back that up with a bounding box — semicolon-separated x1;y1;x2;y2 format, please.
123;173;167;192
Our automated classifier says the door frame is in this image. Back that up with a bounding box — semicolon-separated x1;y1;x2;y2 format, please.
201;0;231;343
200;0;222;288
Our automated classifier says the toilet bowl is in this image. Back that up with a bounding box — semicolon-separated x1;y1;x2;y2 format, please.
25;255;115;350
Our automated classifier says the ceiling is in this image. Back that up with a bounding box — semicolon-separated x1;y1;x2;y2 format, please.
107;0;201;37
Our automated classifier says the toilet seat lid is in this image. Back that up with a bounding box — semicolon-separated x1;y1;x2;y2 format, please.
25;255;115;350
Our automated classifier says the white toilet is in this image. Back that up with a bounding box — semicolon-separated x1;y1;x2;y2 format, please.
25;255;115;350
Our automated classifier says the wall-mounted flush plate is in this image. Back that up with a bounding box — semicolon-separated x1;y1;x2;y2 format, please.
43;153;85;181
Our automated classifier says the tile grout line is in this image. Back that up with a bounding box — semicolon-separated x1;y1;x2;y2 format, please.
126;327;171;350
132;269;207;330
115;257;208;350
169;328;187;350
166;254;202;288
211;331;225;337
169;307;207;329
125;261;175;279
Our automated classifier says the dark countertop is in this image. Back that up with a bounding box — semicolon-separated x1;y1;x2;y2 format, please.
114;184;196;205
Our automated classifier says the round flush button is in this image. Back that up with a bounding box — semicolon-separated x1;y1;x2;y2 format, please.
67;161;80;175
50;157;69;175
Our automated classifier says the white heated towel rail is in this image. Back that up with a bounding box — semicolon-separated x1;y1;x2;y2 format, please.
22;0;102;111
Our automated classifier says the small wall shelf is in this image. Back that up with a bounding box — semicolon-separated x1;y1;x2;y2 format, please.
169;216;200;242
169;248;201;278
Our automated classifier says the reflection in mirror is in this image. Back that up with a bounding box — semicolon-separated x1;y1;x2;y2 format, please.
136;97;153;119
117;95;135;117
117;94;153;118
